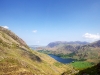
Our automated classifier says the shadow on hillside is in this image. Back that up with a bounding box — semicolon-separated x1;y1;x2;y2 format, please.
76;63;100;75
19;47;42;62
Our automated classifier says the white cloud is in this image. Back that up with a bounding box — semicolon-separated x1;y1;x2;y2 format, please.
2;26;9;29
32;30;37;33
83;33;100;40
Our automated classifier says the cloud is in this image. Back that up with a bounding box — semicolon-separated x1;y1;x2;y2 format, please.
83;33;100;40
2;26;9;29
32;30;37;33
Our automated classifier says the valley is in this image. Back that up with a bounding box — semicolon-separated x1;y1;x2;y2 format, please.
36;40;100;64
33;40;100;74
1;0;100;74
0;26;100;75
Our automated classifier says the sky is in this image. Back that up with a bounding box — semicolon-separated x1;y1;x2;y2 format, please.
0;0;100;46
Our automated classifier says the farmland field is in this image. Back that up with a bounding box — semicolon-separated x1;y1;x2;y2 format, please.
70;61;93;69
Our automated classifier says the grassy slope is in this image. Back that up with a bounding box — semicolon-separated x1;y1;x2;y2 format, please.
0;27;75;75
75;63;100;75
70;61;93;70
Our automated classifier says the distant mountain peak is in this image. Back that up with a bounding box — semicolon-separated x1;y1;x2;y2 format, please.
90;40;100;47
47;41;89;48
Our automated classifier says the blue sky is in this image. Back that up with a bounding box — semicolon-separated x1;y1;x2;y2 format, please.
0;0;100;45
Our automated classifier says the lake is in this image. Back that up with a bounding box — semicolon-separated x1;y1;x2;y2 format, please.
49;54;74;64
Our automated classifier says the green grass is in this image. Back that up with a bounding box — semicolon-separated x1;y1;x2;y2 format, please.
76;63;100;75
70;61;93;69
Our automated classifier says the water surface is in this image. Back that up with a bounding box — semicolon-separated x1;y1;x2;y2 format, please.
49;54;74;64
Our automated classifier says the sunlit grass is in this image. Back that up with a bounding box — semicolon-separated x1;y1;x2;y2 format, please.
70;61;93;70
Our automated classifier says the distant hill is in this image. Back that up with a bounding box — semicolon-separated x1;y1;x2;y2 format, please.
0;26;74;75
41;41;89;54
90;40;100;47
29;45;44;49
37;40;100;64
47;41;89;48
72;40;100;63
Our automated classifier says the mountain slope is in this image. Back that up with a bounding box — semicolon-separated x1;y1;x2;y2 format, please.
0;26;74;75
72;40;100;63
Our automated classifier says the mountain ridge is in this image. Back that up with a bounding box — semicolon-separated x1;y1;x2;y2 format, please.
47;41;89;48
37;41;89;54
70;40;100;63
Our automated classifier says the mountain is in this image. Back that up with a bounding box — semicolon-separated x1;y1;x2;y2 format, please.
40;41;89;54
90;40;100;47
72;40;100;63
44;40;100;63
29;45;44;50
0;26;74;75
37;40;100;64
47;41;89;48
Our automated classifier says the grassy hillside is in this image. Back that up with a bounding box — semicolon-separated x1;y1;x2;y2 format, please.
70;61;93;70
75;63;100;75
0;26;75;75
62;63;100;75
